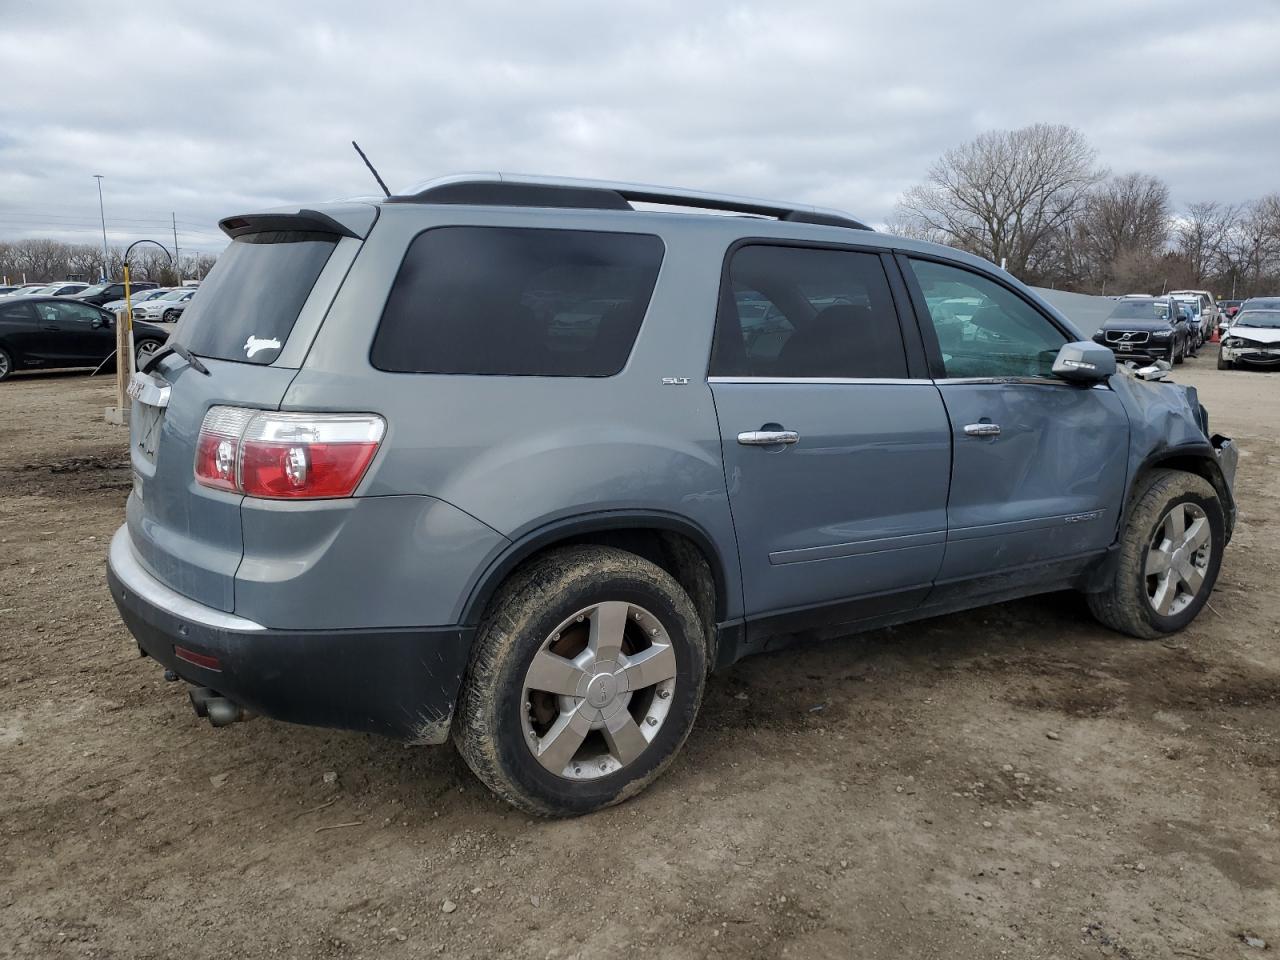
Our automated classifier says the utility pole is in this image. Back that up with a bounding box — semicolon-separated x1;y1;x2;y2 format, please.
172;213;181;284
94;175;110;281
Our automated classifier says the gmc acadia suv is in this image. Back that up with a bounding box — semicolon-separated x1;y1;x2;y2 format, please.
106;174;1238;815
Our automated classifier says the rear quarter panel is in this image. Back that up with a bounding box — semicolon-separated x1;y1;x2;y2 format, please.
286;205;744;623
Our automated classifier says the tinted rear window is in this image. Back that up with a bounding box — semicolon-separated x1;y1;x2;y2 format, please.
176;231;337;365
370;227;664;376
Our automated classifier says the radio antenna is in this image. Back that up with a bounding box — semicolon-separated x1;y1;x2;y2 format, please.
351;140;391;198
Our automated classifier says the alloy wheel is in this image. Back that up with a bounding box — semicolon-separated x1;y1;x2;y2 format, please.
520;600;677;781
1145;502;1212;616
0;352;9;379
136;340;160;359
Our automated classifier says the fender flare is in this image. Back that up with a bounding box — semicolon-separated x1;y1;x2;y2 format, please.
457;509;732;627
1123;441;1237;541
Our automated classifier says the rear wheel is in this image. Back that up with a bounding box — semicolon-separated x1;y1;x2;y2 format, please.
454;545;707;816
134;338;163;363
1086;469;1224;639
0;347;12;382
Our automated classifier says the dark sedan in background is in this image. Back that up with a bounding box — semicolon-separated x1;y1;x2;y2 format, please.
1092;296;1192;364
0;296;169;381
67;280;160;308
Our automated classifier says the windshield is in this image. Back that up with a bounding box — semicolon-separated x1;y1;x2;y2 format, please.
174;230;337;365
1234;310;1280;329
157;289;188;300
1108;300;1170;320
76;284;109;297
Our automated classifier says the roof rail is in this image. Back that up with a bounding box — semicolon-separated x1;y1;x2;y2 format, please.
390;173;872;231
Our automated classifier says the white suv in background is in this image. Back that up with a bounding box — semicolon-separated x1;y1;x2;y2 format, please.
1170;290;1220;336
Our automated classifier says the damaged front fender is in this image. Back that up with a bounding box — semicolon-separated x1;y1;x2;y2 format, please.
1110;371;1238;541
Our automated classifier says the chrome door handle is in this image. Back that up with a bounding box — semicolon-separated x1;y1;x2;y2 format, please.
738;430;800;446
963;423;1001;437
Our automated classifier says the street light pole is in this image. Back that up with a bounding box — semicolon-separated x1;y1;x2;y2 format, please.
93;175;110;281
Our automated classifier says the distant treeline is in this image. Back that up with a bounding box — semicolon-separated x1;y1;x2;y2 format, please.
0;239;218;286
891;123;1280;299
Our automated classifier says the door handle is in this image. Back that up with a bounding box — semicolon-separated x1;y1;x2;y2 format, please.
738;430;800;446
963;423;1001;438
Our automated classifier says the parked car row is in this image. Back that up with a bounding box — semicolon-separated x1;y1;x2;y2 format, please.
1093;295;1200;364
0;296;169;382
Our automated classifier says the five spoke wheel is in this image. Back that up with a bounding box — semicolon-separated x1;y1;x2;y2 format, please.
521;600;677;780
1146;502;1212;616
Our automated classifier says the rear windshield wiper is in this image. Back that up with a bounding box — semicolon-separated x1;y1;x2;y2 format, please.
142;340;210;376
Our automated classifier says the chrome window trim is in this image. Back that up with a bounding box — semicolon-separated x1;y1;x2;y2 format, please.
707;376;931;385
935;376;1067;387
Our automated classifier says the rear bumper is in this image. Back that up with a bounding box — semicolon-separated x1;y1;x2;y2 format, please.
106;526;473;743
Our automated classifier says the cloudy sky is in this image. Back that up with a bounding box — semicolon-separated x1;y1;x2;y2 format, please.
1;0;1277;254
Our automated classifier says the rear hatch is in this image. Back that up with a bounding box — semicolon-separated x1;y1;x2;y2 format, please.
126;206;374;612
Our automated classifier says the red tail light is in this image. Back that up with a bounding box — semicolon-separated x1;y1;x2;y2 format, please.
195;407;385;499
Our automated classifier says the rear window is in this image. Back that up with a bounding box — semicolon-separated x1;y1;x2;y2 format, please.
176;231;337;365
370;227;664;376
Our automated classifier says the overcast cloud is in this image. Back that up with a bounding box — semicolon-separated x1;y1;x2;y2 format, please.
1;0;1277;254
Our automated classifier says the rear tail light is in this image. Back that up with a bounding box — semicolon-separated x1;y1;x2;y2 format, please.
195;406;385;499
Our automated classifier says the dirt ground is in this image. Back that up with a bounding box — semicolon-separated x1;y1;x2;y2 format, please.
1;361;1277;960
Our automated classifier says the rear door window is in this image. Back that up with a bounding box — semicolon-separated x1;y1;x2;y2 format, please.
175;231;338;365
370;227;664;377
710;245;909;378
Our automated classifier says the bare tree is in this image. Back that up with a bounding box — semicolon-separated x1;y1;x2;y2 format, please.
1077;173;1171;286
1174;201;1236;287
896;123;1105;280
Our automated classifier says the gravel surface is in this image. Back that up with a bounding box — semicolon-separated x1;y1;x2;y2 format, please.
1;363;1277;959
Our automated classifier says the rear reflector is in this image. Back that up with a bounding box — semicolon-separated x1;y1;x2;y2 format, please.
174;645;222;671
195;407;385;499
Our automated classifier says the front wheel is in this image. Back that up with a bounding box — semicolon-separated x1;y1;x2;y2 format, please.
1086;469;1224;639
1170;341;1183;365
453;545;707;816
1217;351;1232;371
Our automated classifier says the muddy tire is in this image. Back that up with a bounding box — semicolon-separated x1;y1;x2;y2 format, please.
453;545;706;816
1086;469;1225;639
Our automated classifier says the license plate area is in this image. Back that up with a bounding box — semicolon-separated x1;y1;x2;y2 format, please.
129;372;170;464
135;403;165;462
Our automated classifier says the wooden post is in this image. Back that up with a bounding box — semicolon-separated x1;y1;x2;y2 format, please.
104;307;131;425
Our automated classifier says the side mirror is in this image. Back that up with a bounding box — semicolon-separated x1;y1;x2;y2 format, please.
1052;341;1116;383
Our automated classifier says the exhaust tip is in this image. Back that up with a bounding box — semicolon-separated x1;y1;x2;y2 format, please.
188;686;218;718
206;698;245;727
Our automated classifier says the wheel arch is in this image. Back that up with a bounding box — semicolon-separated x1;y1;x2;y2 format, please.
458;510;732;659
1126;445;1236;542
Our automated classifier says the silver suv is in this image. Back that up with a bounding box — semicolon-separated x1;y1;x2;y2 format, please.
107;174;1238;815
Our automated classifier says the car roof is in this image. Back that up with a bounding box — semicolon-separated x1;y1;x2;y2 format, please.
227;173;1086;338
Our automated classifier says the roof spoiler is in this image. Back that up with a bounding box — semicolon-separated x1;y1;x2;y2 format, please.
218;204;378;240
